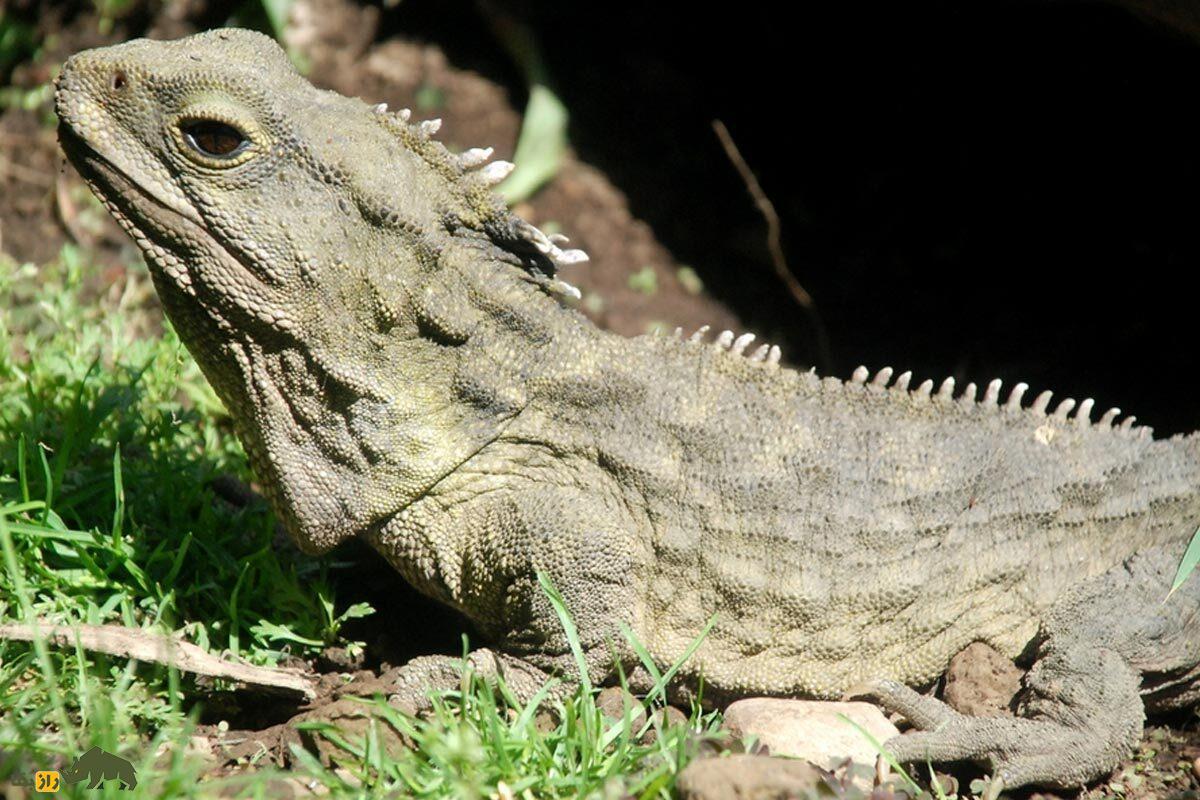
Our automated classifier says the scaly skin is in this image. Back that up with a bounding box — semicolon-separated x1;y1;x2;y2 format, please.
56;29;1200;791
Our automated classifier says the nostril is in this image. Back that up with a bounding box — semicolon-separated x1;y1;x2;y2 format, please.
111;69;127;91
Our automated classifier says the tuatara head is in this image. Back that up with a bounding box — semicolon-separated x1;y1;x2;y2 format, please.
55;29;587;553
58;29;368;328
56;28;582;330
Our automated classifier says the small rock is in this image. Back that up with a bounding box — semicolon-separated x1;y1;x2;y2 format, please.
533;710;558;733
596;687;690;743
722;698;898;790
930;771;958;796
662;704;689;728
597;686;646;728
677;754;829;800
1191;755;1200;782
942;642;1023;717
639;703;692;745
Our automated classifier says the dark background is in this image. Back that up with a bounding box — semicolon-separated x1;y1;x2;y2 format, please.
395;0;1200;435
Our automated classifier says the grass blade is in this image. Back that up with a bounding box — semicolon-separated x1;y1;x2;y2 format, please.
1168;525;1200;600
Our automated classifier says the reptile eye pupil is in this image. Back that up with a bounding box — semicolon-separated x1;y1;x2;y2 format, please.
111;70;126;90
182;120;247;159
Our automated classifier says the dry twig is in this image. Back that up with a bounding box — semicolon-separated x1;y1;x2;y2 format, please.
712;119;813;309
712;119;831;370
0;622;318;701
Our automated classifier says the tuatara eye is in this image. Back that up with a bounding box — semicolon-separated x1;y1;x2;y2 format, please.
181;119;248;159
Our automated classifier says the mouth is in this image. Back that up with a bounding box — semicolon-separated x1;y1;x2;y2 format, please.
58;121;161;234
57;116;205;260
58;123;158;260
58;123;112;191
58;118;229;311
57;107;288;333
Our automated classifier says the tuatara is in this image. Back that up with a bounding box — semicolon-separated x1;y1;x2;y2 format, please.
55;29;1200;793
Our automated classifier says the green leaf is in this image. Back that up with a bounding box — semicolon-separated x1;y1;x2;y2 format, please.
1168;525;1200;599
498;84;569;204
251;619;324;647
335;601;375;623
259;0;295;40
536;571;591;694
837;712;921;795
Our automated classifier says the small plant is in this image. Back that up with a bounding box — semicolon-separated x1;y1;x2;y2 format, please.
0;247;370;792
294;575;725;798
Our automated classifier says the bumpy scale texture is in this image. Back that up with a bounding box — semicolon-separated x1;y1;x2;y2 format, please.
56;29;1200;792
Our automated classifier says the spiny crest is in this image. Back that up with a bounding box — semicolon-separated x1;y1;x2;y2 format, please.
672;324;783;367
369;103;587;298
661;325;1147;438
846;366;1149;438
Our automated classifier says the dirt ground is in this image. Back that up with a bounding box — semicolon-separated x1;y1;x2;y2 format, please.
4;0;1200;796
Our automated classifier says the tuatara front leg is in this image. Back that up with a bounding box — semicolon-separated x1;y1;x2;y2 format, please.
367;477;651;712
859;545;1200;793
388;648;565;713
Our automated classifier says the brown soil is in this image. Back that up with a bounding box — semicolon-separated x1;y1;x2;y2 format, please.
1077;724;1200;800
0;0;169;325
0;108;63;264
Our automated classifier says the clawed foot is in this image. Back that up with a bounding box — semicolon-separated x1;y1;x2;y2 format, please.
387;648;562;715
853;678;1127;793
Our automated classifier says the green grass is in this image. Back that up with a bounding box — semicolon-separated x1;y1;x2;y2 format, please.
0;245;367;790
1169;525;1200;599
0;245;725;797
0;246;366;665
290;585;726;799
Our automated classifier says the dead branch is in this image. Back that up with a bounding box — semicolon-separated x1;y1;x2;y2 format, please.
712;119;813;309
712;119;832;371
0;623;317;702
